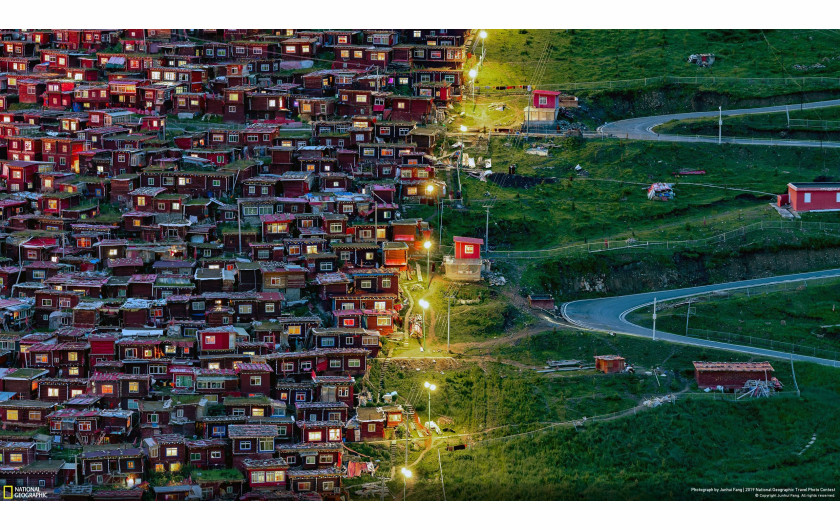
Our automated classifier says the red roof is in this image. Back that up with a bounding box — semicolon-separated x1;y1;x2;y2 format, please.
453;236;484;245
693;362;774;373
236;363;273;373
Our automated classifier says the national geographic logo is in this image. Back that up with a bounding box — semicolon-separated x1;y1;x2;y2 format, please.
2;486;47;500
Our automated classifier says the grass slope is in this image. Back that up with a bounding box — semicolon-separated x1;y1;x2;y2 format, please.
400;330;840;500
478;29;840;89
437;137;840;252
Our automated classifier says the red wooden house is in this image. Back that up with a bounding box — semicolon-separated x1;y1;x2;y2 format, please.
594;355;626;374
782;182;840;212
185;439;229;469
693;362;777;391
243;458;289;491
79;447;144;487
228;424;278;470
236;363;274;396
144;434;187;474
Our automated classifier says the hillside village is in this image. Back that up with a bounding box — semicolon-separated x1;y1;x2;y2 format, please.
0;26;839;505
0;28;476;500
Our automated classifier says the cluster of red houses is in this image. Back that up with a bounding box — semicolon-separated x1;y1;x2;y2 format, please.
0;27;468;502
0;29;470;124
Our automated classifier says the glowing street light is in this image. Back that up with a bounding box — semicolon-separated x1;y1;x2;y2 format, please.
468;68;478;106
418;298;429;352
478;31;488;64
401;467;412;500
424;381;437;434
468;68;478;79
459;125;468;132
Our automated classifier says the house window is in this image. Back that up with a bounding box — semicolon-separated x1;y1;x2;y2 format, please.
307;431;322;442
239;304;252;314
328;428;341;441
367;423;377;432
804;193;812;203
287;325;301;335
90;462;103;472
464;245;475;255
361;280;372;289
330;359;342;368
166;447;178;457
250;376;262;386
349;359;362;368
258;438;273;451
102;384;114;394
539;96;548;105
128;382;140;393
239;441;251;451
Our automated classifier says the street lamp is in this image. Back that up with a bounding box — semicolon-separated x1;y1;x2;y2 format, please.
468;68;478;105
401;467;412;501
424;382;436;432
423;239;432;288
418;299;429;352
478;31;487;64
459;125;467;133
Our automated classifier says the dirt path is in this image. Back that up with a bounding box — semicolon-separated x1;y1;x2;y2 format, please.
447;322;556;354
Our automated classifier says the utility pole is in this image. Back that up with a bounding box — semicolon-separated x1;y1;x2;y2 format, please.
718;106;722;145
785;105;790;128
483;205;491;249
437;449;446;501
438;199;443;246
652;297;657;341
446;295;451;352
685;299;692;335
237;198;242;254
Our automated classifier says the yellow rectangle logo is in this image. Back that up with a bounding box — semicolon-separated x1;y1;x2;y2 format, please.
3;486;12;499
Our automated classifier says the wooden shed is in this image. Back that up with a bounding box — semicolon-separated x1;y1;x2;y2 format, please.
594;355;626;374
693;361;775;390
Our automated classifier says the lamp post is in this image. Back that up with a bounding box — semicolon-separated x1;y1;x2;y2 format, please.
401;467;412;501
478;30;487;65
424;381;436;432
468;68;478;107
418;299;429;352
423;239;432;288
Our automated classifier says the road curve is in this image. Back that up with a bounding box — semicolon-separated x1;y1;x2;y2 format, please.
599;98;840;148
561;268;840;367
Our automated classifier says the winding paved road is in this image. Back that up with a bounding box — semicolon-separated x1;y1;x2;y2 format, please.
599;98;840;147
561;268;840;367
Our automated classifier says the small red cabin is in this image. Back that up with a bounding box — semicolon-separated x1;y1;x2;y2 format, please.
784;182;840;212
594;355;626;374
453;236;483;259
